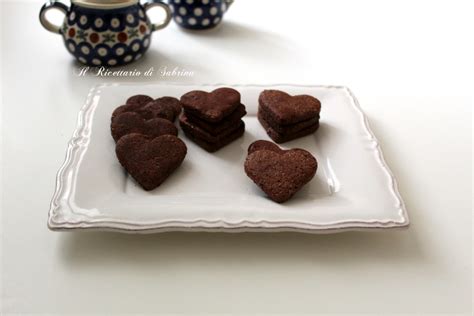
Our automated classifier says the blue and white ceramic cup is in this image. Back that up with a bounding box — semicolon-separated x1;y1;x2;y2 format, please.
167;0;233;30
39;0;172;66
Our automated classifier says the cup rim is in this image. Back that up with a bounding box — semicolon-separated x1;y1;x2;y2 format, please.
71;0;139;9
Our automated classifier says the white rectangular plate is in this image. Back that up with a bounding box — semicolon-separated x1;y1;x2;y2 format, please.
48;83;408;233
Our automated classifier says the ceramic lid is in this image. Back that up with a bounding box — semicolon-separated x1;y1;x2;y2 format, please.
72;0;139;9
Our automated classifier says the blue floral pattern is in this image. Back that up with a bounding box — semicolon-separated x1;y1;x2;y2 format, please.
61;4;152;66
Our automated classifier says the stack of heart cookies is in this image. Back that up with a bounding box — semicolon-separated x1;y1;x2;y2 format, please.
179;87;247;152
111;94;187;191
258;90;321;143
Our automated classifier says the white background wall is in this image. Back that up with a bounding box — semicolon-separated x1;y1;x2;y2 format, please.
1;0;472;314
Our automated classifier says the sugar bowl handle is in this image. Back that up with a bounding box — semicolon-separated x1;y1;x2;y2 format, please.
39;0;69;34
143;0;172;32
224;0;234;9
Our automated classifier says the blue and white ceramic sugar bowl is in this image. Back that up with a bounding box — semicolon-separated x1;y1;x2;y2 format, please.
39;0;171;66
167;0;233;30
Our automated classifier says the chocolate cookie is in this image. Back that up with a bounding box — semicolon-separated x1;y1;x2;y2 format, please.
112;97;180;122
181;123;245;152
259;90;321;125
183;104;247;136
180;87;241;122
115;134;187;191
248;139;283;154
258;105;319;134
111;112;178;142
258;114;319;143
126;94;153;107
179;114;244;143
244;140;317;203
140;99;176;121
155;96;182;118
112;104;134;121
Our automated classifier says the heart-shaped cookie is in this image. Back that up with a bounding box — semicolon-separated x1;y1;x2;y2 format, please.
258;113;320;143
111;112;178;142
180;87;241;122
126;94;153;107
247;139;283;154
183;104;247;136
139;99;176;121
244;140;317;203
112;96;180;122
259;90;321;125
155;96;182;118
116;134;187;191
